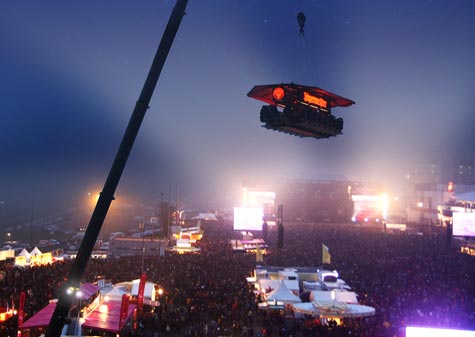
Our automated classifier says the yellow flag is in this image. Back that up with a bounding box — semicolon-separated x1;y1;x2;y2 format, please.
322;244;331;265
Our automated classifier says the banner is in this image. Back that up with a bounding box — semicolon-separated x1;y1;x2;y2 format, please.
137;273;147;310
322;244;331;265
18;291;26;327
119;294;130;329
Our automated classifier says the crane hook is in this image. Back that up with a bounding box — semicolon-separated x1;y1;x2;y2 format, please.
297;12;306;37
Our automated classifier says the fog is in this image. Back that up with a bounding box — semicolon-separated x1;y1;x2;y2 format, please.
1;1;474;218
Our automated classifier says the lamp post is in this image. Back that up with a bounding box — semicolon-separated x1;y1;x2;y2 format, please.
139;222;145;274
75;290;83;337
418;201;424;225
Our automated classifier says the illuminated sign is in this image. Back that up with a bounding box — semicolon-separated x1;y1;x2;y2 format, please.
303;91;327;108
272;87;285;100
406;326;475;337
453;212;475;237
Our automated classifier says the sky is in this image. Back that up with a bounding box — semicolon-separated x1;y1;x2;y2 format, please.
1;0;475;217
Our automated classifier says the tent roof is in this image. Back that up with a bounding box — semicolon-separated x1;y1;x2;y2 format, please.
131;280;156;298
18;248;31;257
266;281;301;304
77;283;100;300
30;246;42;256
259;279;300;293
101;286;128;301
20;302;56;329
82;301;136;333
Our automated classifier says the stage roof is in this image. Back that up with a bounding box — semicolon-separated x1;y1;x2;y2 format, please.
82;301;136;333
21;296;135;333
78;282;100;300
20;302;56;329
247;83;355;108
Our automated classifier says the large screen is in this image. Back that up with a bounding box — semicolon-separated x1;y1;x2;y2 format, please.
453;212;475;237
234;207;264;231
406;327;475;337
351;194;385;222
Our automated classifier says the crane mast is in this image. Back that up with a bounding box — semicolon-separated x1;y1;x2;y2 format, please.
44;1;188;336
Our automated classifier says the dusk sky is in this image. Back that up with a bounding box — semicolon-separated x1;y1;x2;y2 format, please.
1;1;475;216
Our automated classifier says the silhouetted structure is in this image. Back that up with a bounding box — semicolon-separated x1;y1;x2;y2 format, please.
262;221;268;241
277;205;284;249
44;1;188;336
297;12;306;36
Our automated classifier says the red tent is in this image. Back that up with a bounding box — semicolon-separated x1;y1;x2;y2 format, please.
82;301;136;333
21;294;135;334
20;283;99;330
77;283;99;300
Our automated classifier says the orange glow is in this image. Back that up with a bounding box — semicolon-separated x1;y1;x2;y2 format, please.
0;309;14;322
173;231;203;243
448;181;453;192
272;87;285;100
86;191;101;211
303;91;327;108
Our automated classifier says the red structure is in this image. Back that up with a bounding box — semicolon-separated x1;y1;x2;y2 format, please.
248;83;355;139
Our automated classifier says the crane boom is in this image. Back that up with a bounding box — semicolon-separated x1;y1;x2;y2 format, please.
44;1;188;336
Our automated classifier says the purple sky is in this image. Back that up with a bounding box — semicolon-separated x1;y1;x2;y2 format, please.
1;0;474;215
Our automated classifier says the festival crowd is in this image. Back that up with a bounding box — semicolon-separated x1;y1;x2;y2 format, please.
1;221;474;337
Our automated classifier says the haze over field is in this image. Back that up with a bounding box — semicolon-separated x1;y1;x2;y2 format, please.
1;1;474;218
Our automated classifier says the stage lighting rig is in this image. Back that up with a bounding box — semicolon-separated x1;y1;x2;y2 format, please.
247;83;355;139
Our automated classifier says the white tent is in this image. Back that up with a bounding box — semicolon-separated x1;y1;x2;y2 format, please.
18;248;31;258
259;279;300;295
131;280;156;299
101;286;128;301
30;246;42;256
266;281;302;304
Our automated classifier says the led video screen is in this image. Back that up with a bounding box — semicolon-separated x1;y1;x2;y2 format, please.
452;212;475;237
406;326;475;337
351;194;383;221
233;207;264;231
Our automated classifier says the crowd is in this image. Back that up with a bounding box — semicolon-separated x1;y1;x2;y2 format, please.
0;220;474;337
263;223;475;336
